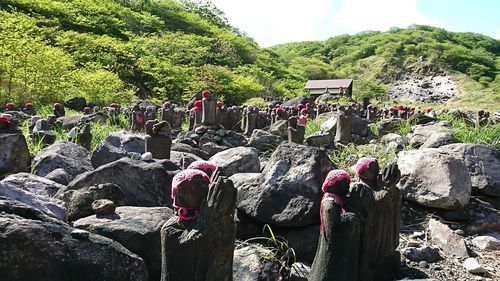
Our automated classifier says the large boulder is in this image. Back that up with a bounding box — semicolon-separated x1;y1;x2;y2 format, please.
282;96;315;107
420;132;457;148
64;96;87;111
62;158;180;208
209;147;260;177
305;133;334;148
377;118;403;136
0;199;148;281
1;172;65;197
351;114;370;137
247;129;284;151
91;131;145;168
397;148;471;209
284;224;320;264
0;181;67;221
233;243;281;281
170;151;203;169
0;133;30;178
57;183;127;221
236;143;335;227
440;144;500;197
269;120;289;138
171;142;209;160
74;206;174;281
408;121;452;147
381;133;408;148
57;115;84;130
320;115;337;135
33;141;93;185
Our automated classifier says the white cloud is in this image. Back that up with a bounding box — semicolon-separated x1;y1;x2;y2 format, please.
209;0;332;47
329;0;446;34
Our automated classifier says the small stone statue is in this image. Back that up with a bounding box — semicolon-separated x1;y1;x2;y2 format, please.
193;100;203;129
131;105;145;131
68;116;92;151
160;169;237;281
22;103;36;115
32;118;56;145
335;107;352;144
350;157;401;281
161;102;173;125
145;120;171;159
187;160;218;178
53;103;65;118
244;106;258;136
287;116;305;144
144;106;156;123
309;170;362;281
0;114;21;134
201;90;217;126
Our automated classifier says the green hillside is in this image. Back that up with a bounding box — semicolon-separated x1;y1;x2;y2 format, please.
270;26;500;110
0;0;498;110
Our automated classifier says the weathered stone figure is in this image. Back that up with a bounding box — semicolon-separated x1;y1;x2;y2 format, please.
171;108;184;129
145;120;172;159
144;106;156;123
309;170;362;281
227;106;241;132
131;105;145;131
350;157;401;281
187;160;218;178
23;103;36;115
287;116;305;144
53;103;65;117
68;116;92;150
216;104;230;130
244;106;258;136
240;106;247;133
161;102;173;125
202;90;217;125
335;107;352;144
0;114;21;134
160;169;237;281
193;100;203;129
33;119;56;145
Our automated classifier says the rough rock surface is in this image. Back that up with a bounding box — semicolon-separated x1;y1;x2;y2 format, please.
1;172;65;197
388;74;458;103
284;224;320;263
440;144;500;197
91;131;145;168
247;129;284;151
0;199;148;281
91;199;116;215
74;206;174;281
236;143;335;227
57;183;127;221
171;142;209;160
63;157;180;208
33;141;93;185
408;121;452;147
428;218;469;257
170;151;203;169
269;120;289;137
0;133;30;178
0;181;67;221
209;147;260;177
233;243;281;281
397;148;471;209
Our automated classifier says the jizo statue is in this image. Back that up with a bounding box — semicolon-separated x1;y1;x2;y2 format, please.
145;120;172;160
160;168;237;281
201;90;217;126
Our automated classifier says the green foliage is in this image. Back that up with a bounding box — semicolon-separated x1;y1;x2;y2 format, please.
0;0;498;111
243;97;267;108
450;119;500;149
329;143;398;175
305;118;322;137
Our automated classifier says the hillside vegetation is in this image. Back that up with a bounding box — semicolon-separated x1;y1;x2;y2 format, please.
0;0;498;110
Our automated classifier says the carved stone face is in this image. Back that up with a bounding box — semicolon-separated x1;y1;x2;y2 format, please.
175;175;209;208
361;161;380;181
325;178;350;196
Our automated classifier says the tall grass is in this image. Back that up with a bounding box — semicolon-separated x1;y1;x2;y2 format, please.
329;143;398;174
451;119;500;149
305;119;322;137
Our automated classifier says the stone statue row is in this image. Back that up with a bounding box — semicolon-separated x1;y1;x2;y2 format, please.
158;157;401;281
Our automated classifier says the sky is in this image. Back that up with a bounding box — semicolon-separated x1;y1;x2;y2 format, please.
209;0;500;47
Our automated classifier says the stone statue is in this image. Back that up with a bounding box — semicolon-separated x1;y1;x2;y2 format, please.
193;100;203;129
23;103;36;115
349;157;401;281
335;107;352;144
287;116;305;144
309;170;362;281
244;106;258;136
32;118;55;145
131;105;145;131
68;117;92;151
161;102;173;125
160;169;237;281
228;106;241;132
0;114;21;134
144;106;156;124
145;120;171;159
53;103;65;118
201;90;217;126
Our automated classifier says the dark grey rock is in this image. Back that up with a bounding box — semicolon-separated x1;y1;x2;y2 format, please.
210;147;260;177
0;133;30;178
91;131;145;168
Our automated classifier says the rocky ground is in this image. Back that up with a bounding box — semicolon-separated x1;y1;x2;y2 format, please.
388;74;459;103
